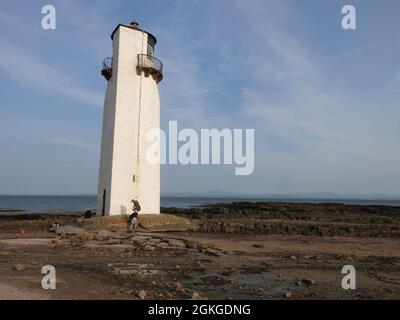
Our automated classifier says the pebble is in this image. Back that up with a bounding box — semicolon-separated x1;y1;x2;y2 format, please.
191;292;207;300
138;289;147;299
205;249;221;257
175;282;184;292
302;278;316;286
185;241;197;249
144;245;155;252
254;287;265;294
13;263;26;271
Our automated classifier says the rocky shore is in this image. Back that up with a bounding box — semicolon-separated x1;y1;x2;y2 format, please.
163;202;400;238
0;202;399;299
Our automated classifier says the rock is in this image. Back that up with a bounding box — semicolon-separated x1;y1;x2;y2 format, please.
148;238;162;244
13;263;26;271
47;222;59;233
191;292;207;300
254;287;265;294
205;249;221;257
78;234;94;241
155;242;173;250
98;230;114;237
191;292;201;299
301;278;316;286
197;244;208;252
112;267;160;277
144;245;155;252
175;282;184;292
138;289;147;300
167;239;186;248
131;235;151;241
100;244;133;253
290;255;297;260
132;239;147;246
185;241;197;249
284;291;292;299
104;240;122;245
107;263;125;267
56;225;86;236
194;261;206;271
112;268;137;276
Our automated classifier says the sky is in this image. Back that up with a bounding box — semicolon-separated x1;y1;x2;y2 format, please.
0;0;399;196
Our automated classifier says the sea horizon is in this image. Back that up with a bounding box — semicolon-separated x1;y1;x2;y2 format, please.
1;194;400;212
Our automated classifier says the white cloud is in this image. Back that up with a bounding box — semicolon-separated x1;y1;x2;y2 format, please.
48;138;98;151
228;0;400;193
0;43;103;107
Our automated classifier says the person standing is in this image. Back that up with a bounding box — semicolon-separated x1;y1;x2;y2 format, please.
128;199;141;232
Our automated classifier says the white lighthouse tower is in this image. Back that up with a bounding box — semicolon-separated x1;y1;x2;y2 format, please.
97;21;163;216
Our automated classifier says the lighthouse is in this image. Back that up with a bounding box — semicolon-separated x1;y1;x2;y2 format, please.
97;21;162;216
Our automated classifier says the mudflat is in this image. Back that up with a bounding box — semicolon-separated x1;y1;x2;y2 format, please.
0;202;399;299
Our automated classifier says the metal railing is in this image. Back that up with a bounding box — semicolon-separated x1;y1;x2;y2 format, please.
137;54;163;82
101;57;113;80
101;55;163;82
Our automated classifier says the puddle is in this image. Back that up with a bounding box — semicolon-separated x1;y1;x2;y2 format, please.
0;246;19;251
189;271;299;299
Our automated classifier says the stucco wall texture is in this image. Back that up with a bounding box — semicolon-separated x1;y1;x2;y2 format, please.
97;25;161;216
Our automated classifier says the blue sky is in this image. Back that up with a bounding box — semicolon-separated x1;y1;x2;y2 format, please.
0;0;399;196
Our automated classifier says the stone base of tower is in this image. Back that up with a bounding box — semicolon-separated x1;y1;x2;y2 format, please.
96;187;160;216
83;214;192;230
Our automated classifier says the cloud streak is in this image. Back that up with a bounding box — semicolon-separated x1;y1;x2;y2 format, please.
0;43;103;107
48;138;98;151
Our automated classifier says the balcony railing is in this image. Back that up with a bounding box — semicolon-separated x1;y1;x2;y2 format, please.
137;54;163;83
101;55;163;83
101;57;113;81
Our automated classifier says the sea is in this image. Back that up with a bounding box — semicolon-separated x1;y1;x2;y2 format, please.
0;195;400;212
